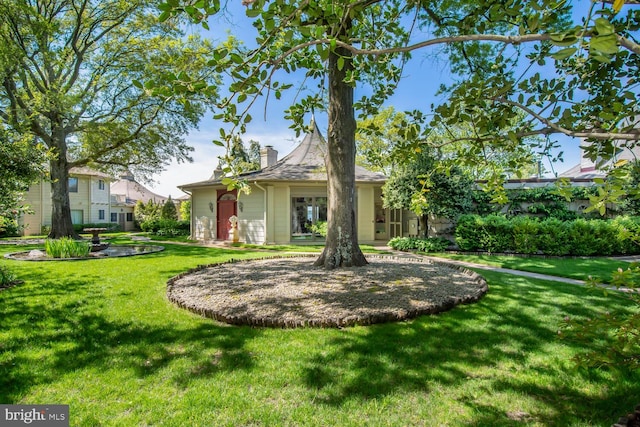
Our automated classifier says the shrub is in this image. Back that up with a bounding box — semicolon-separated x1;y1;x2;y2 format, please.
454;214;640;256
478;215;513;253
454;214;484;251
566;219;599;256
45;237;91;258
611;216;640;255
537;218;570;256
141;218;189;236
0;216;22;237
388;236;451;252
310;221;327;237
511;216;540;254
0;265;17;287
74;223;120;233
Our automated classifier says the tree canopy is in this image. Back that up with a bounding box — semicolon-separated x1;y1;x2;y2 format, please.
0;127;47;235
0;0;219;238
383;150;474;237
163;0;639;267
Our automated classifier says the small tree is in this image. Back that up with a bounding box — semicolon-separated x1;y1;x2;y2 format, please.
179;199;191;221
161;196;178;221
383;151;474;238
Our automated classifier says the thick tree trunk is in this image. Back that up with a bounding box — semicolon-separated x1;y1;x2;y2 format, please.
314;44;368;269
48;137;79;239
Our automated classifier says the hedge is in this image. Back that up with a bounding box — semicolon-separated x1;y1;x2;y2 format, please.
388;236;451;253
454;214;640;256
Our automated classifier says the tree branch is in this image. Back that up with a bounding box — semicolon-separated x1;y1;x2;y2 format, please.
494;97;640;141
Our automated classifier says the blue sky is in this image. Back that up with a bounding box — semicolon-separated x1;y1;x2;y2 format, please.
148;2;583;198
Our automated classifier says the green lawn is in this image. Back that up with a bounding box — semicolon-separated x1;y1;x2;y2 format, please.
1;242;638;426
427;253;634;283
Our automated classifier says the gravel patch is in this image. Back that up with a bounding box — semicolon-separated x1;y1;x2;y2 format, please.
167;255;488;328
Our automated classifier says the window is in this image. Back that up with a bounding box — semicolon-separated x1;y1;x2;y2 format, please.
70;210;83;224
291;196;327;241
68;177;78;193
98;179;105;190
98;210;105;220
126;213;133;222
111;213;117;222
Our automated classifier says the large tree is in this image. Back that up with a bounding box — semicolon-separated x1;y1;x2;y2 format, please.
0;0;219;238
166;0;639;268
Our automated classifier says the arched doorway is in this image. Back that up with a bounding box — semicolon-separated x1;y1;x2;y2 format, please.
216;190;237;240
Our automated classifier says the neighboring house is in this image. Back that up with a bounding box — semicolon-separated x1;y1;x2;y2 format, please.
20;166;112;236
559;139;640;180
179;121;391;245
109;171;168;231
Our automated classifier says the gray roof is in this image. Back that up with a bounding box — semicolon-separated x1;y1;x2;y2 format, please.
179;122;387;190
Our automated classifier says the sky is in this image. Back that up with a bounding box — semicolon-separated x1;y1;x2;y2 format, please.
146;2;583;198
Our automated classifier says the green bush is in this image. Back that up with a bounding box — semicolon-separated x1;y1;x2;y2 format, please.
511;216;540;254
310;221;327;237
388;236;451;252
454;214;640;256
537;218;570;256
0;265;18;286
0;216;22;237
45;237;91;258
454;215;484;251
141;218;189;236
74;223;120;233
611;216;640;255
480;215;514;253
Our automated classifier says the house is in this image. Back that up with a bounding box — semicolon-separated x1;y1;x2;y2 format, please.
178;121;391;245
20;166;112;236
109;171;168;231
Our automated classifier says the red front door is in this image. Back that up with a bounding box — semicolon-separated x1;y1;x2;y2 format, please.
216;190;237;240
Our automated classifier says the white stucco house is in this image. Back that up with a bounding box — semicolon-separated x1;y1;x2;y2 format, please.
179;122;394;245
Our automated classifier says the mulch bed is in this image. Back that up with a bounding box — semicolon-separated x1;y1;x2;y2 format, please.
167;255;488;328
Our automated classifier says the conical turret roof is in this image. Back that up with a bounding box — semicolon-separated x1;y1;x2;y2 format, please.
179;121;386;189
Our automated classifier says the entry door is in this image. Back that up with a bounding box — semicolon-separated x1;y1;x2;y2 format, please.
216;190;237;240
118;213;125;231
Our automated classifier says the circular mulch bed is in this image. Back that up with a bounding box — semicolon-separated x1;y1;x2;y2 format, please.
167;255;488;328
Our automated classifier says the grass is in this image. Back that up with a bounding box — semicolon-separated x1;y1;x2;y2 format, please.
0;243;639;426
427;252;634;283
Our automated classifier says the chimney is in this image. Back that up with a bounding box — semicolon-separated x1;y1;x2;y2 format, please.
260;145;278;169
210;166;224;180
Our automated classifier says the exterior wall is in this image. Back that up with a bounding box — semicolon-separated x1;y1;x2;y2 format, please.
20;174;111;236
272;185;291;244
357;185;375;242
188;182;387;245
20;182;48;235
190;187;217;240
238;189;265;244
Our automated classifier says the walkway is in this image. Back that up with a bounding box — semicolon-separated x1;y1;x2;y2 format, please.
385;249;638;292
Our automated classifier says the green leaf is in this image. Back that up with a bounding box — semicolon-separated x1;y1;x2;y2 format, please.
594;17;615;36
213;140;225;147
337;56;345;71
158;11;170;22
590;34;618;55
246;7;261;18
551;47;577;60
